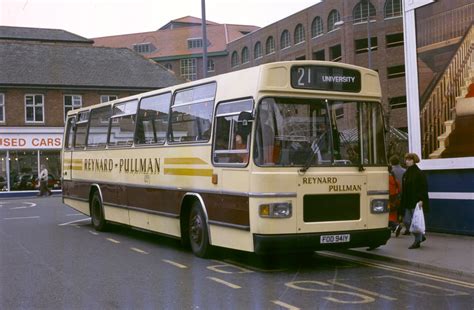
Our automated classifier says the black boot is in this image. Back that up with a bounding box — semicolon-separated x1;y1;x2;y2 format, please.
408;241;420;249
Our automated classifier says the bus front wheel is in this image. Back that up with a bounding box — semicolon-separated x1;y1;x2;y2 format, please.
91;191;107;231
189;202;211;258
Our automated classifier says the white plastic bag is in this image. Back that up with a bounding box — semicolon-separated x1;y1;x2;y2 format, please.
410;203;425;234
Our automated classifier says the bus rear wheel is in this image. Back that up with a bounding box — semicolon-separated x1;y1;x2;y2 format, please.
91;191;107;231
189;202;211;258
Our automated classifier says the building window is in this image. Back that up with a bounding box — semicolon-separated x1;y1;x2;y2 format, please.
335;107;344;119
355;37;378;54
187;38;203;49
387;65;405;79
64;95;82;121
313;49;325;60
311;16;324;38
100;95;117;103
389;96;407;109
330;45;342;62
294;24;305;44
280;30;290;49
165;63;173;70
353;0;376;23
265;36;275;55
180;58;197;80
386;33;404;48
231;51;239;67
241;47;249;64
384;0;402;18
25;94;44;123
0;93;4;122
328;10;341;32
254;41;262;59
207;59;215;72
133;43;153;54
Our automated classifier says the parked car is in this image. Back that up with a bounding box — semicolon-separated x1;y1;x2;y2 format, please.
32;174;61;190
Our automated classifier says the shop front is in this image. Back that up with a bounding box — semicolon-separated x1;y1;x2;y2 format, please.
0;127;63;193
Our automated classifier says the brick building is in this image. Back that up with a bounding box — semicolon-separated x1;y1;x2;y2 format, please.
93;16;259;81
0;26;182;192
226;0;407;133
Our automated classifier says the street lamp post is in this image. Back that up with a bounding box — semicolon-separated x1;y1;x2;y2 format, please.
201;0;208;78
334;14;374;69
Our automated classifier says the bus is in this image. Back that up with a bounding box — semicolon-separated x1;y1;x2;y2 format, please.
62;61;390;257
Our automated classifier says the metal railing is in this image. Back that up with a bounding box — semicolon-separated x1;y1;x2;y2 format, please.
420;23;474;158
416;3;474;48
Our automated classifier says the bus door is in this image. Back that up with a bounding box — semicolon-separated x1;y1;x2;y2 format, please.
63;116;76;182
296;173;368;234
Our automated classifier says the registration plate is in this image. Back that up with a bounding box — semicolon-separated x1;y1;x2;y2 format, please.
320;234;350;244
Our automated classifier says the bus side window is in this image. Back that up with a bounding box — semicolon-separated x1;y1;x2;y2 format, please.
169;83;216;143
87;106;112;148
213;99;253;165
135;92;171;145
74;111;89;149
64;116;76;149
109;100;138;147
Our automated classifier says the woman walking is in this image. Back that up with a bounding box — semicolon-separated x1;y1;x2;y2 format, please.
400;153;429;249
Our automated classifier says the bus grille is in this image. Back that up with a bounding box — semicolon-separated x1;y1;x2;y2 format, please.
303;194;360;222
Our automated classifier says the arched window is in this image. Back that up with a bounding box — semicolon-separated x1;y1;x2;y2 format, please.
327;10;341;31
353;0;376;23
384;0;402;18
254;41;262;59
241;47;249;64
294;24;305;44
280;30;291;49
231;51;239;67
311;16;324;38
265;36;275;55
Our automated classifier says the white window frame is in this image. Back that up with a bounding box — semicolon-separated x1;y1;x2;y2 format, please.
25;94;44;123
207;59;215;72
64;95;82;121
180;58;197;80
100;95;118;103
0;93;4;123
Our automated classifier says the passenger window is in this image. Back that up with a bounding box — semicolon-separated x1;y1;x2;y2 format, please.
64;116;76;149
169;83;216;143
74;111;89;149
87;106;112;148
213;99;254;165
135;93;171;145
109;100;138;147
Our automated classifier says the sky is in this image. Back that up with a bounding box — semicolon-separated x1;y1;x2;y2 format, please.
1;0;320;38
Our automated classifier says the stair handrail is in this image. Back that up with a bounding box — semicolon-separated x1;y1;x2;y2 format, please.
420;23;474;158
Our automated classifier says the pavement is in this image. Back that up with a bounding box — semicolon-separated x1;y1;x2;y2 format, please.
343;230;474;278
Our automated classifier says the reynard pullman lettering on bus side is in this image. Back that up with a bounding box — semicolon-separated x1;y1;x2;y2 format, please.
302;176;362;192
82;158;160;174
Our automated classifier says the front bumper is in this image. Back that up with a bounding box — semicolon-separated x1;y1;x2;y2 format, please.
254;228;391;254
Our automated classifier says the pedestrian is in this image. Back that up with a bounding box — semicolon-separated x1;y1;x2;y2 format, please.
388;165;401;234
399;153;429;249
389;155;407;236
37;164;52;197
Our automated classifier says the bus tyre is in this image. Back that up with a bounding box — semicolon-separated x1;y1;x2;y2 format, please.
91;192;107;231
189;202;211;258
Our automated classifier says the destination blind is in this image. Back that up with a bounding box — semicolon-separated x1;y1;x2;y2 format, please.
290;65;362;92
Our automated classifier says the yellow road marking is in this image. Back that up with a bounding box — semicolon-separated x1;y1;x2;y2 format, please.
162;259;188;269
320;252;474;289
207;277;241;289
271;300;300;310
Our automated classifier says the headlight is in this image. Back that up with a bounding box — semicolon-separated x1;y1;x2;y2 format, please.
259;202;292;218
371;199;389;214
